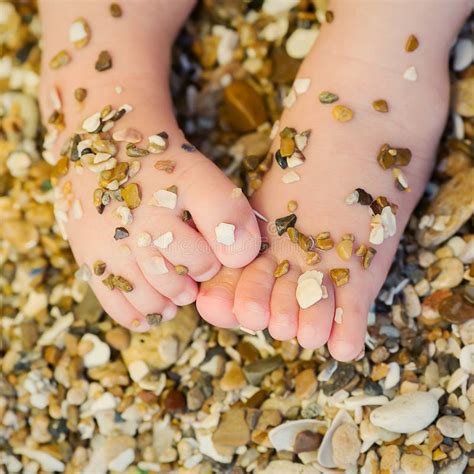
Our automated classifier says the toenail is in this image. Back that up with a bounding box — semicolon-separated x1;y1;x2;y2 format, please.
195;266;220;282
162;306;177;321
174;291;195;305
207;286;233;303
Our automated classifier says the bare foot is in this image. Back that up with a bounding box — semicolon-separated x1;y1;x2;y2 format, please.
39;0;260;331
197;0;471;359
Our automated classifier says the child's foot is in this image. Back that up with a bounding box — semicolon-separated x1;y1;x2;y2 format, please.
197;1;471;359
39;0;260;331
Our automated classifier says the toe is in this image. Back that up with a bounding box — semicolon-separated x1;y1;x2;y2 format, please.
233;255;276;331
196;267;242;328
180;156;261;268
148;219;221;282
327;289;370;361
136;247;198;306
297;278;335;350
268;267;299;340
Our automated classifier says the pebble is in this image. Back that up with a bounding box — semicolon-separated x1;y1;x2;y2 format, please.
220;361;247;391
295;368;318;399
80;334;111;368
331;422;361;469
429;257;464;289
153;189;177;209
105;327;130;351
459;344;474;374
296;270;324;309
14;448;65;472
460;320;474;345
403;284;421;317
108;448;134;472
215;222;236;246
153;231;174;249
213;409;250;449
453;38;473;71
243;355;284;385
286;28;318;59
436;415;464;438
403;66;418;81
370;392;439;433
400;454;434;474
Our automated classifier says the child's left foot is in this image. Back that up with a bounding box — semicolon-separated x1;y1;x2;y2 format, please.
197;0;471;360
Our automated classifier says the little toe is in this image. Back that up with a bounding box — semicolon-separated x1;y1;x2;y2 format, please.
233;255;276;331
327;291;370;361
136;249;198;306
181;156;261;268
297;280;335;350
196;267;242;328
268;267;299;341
147;219;221;282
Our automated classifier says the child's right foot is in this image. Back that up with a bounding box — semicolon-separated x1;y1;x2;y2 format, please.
39;0;260;331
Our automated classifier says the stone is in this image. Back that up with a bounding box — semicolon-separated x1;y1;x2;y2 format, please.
429;257;464;289
295;368;318;399
105;327;130;351
380;445;400;473
186;386;205;411
400;454;434;474
164;389;186;413
436;415;464;438
293;430;322;453
439;294;474;324
257;460;320;474
223;80;267;132
122;305;198;370
243;355;284;385
370;392;439;433
268;420;324;452
460;319;474;345
286;28;318;59
80;334;111;368
14;448;65;472
220;361;247;391
213;409;250;448
460;344;474;374
321;363;356;396
417;169;474;247
454;77;474;117
331;422;361;469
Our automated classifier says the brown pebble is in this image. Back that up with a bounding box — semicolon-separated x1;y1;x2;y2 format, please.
373;99;389;113
405;34;419;52
49;50;71;69
332;105;353;122
294;430;322;453
113;275;133;292
95;50;112;72
315;231;334;250
287;200;298;212
74;88;87;102
105;327;130;351
273;260;289;278
93;260;106;276
175;265;188;276
164;389;186;413
102;274;115;290
154;160;176;173
110;2;122;17
146;313;162;326
329;268;350;287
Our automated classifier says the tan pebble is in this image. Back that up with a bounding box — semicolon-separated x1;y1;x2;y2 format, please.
405;34;419;52
336;234;354;261
372;99;389;112
273;260;289;278
287;200;298;212
329;268;350;287
332;105;353;122
175;265;189;276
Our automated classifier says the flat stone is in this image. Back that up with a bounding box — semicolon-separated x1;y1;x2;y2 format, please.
321;363;356;396
400;454;434;474
243;355;284;385
293;430;322;453
220;361;247;391
331;422;361;469
295;368;318;399
213;409;250;448
436;415;464;438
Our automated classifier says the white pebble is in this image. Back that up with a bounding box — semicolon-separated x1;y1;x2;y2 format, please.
403;66;418;81
153;231;174;249
460;344;474;374
137;232;152;247
286;28;319;59
108;448;135;472
69;18;88;45
80;334;111;368
453;38;473;72
82;112;101;133
287;152;305;168
334;307;343;324
283;88;296;108
128;360;150;383
116;205;133;225
296;271;324;309
70;199;83;220
143;256;168;276
153;189;177;209
293;78;311;95
384;362;401;390
262;0;298;15
231;187;243;198
282;170;300;184
215;222;236;246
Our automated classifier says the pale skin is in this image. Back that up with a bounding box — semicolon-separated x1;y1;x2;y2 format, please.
40;1;471;356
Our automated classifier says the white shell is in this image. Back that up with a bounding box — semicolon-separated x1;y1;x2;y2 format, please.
287;152;305;168
334;307;343;324
268;419;326;452
153;231;174;249
403;66;418;81
318;409;355;468
153;189;177;209
370;391;439;433
143;256;168;276
82;112;101;132
215;222;236;246
296;271;324;309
